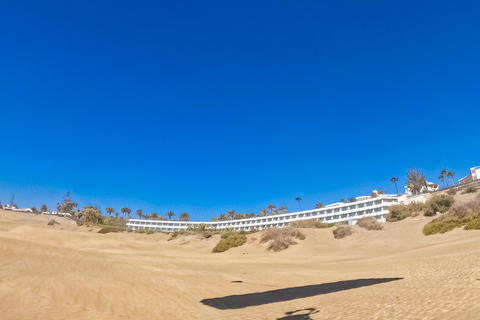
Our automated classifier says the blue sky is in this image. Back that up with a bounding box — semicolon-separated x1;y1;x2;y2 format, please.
1;1;479;220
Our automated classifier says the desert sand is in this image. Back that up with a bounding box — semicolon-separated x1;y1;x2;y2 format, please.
1;206;480;320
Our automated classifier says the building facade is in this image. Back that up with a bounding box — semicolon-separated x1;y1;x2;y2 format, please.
127;194;398;232
459;166;480;184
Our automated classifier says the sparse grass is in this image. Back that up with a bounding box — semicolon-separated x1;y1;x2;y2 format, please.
462;186;478;194
98;226;123;234
464;214;480;230
212;231;247;253
356;217;383;230
423;194;455;216
260;227;305;252
290;219;334;229
47;219;59;226
386;202;427;222
423;194;480;235
447;189;457;195
333;226;353;239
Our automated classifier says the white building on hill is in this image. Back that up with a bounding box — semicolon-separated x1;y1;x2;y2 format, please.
404;181;439;196
127;194;398;233
459;166;480;184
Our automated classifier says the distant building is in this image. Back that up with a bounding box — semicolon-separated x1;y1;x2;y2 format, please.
459;166;480;184
404;181;439;196
128;193;399;232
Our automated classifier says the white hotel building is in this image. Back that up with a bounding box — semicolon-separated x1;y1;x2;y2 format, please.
127;194;398;233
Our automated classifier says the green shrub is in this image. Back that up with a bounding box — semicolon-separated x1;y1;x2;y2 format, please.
212;231;247;253
260;227;305;252
464;214;480;230
424;194;454;217
462;186;478;194
447;189;457;195
356;217;383;230
423;215;471;235
333;226;353;239
290;219;334;229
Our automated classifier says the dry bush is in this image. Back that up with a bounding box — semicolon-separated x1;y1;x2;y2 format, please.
290;219;334;229
423;194;480;235
47;219;59;226
260;227;305;252
387;202;427;222
386;204;412;222
356;217;383;230
449;194;480;218
212;231;247;253
462;186;478;194
424;194;455;216
447;189;457;195
333;226;353;239
98;226;123;234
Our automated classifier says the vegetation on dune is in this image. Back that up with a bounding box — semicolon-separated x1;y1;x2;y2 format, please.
387;195;454;222
260;227;305;252
423;194;480;235
98;226;124;234
386;202;426;222
356;217;383;230
289;219;334;229
333;226;353;239
47;219;59;226
212;231;247;253
462;186;478;194
423;194;455;216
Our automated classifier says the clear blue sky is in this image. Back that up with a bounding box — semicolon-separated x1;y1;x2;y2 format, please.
1;1;479;220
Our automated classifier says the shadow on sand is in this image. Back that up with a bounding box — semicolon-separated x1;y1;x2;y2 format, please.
201;278;403;310
277;308;319;320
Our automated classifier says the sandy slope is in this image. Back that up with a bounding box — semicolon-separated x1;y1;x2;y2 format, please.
1;209;480;320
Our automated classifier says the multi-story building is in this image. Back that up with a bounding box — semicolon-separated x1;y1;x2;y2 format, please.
126;194;398;233
459;166;480;184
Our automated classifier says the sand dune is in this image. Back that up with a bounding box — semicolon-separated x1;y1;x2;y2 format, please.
1;209;480;319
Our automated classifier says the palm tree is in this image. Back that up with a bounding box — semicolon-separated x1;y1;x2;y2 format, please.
258;208;267;217
447;171;455;186
438;175;445;188
348;197;356;202
266;204;276;215
441;169;448;187
114;212;119;218
143;214;150;220
295;197;302;209
121;207;130;219
137;209;143;220
315;202;324;209
150;212;158;219
41;205;48;212
279;205;288;214
106;207;114;217
166;211;175;220
219;213;227;221
390;177;399;194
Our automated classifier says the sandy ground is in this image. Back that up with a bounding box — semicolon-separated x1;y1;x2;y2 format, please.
1;207;480;320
